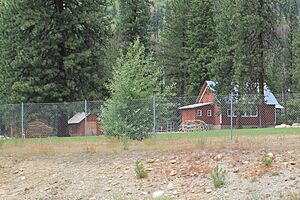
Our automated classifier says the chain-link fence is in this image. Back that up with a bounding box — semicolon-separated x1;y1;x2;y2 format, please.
0;93;299;138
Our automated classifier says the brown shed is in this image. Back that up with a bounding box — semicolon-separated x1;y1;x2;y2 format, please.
68;112;102;136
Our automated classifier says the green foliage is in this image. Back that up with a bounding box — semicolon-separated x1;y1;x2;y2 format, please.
120;135;129;150
116;0;152;51
158;0;190;96
211;166;226;188
101;39;162;140
0;0;111;103
135;160;148;179
261;154;273;167
186;0;216;95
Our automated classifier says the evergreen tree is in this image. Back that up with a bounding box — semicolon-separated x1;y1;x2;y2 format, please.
0;0;111;136
186;0;216;95
158;0;190;96
212;0;238;94
233;0;279;95
117;0;152;51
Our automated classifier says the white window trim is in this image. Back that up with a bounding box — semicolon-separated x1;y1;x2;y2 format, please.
241;109;258;117
227;109;237;117
196;110;202;117
207;110;212;117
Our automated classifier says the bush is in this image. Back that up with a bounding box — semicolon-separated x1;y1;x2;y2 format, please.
211;166;226;188
135;160;148;179
261;154;273;167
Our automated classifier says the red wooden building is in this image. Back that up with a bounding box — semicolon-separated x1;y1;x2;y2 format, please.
180;81;283;129
68;112;102;136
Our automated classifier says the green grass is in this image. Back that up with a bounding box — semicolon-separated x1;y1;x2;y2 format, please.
155;128;300;140
1;128;299;147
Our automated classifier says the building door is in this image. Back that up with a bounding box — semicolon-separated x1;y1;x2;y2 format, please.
88;121;97;136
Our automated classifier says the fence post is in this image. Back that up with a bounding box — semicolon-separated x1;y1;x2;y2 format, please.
21;102;25;139
230;93;233;141
153;96;156;142
84;100;87;137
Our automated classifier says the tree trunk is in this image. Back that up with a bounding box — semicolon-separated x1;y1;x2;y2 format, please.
57;112;69;137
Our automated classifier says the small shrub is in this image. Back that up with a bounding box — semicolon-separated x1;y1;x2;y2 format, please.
211;166;226;188
135;160;147;179
261;154;273;167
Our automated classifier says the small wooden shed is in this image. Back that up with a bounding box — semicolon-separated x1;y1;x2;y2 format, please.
68;112;102;136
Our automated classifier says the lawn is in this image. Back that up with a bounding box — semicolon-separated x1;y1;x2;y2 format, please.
1;127;300;146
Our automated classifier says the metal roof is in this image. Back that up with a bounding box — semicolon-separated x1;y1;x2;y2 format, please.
206;81;283;109
68;112;89;124
179;102;213;110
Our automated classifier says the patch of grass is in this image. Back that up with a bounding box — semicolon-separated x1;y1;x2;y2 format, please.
35;144;55;155
195;135;207;147
211;165;226;188
85;145;97;154
261;154;273;167
120;135;129;151
135;160;148;179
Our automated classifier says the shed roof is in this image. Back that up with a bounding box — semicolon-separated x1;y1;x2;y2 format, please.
68;112;90;124
179;102;213;110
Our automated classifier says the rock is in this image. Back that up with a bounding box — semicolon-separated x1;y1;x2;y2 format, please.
275;124;287;128
167;182;174;190
152;190;164;199
172;190;178;195
290;161;296;165
141;191;148;195
170;169;177;176
146;167;154;171
13;170;19;174
170;160;177;164
104;188;111;192
20;176;26;180
283;162;289;167
205;188;212;193
112;182;119;186
292;123;300;128
147;159;155;164
155;159;160;162
233;168;239;173
213;154;223;161
242;161;249;165
267;152;275;160
289;176;296;181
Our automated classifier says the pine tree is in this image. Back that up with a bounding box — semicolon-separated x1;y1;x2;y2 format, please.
186;0;216;95
212;0;239;94
117;0;152;51
0;0;111;136
158;0;190;96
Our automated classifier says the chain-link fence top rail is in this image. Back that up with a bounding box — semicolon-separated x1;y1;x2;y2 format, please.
0;94;299;138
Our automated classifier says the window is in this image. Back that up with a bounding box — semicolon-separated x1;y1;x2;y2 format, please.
242;107;258;117
207;110;212;117
196;110;202;117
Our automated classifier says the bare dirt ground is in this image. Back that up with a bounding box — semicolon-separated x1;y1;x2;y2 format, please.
0;135;300;200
